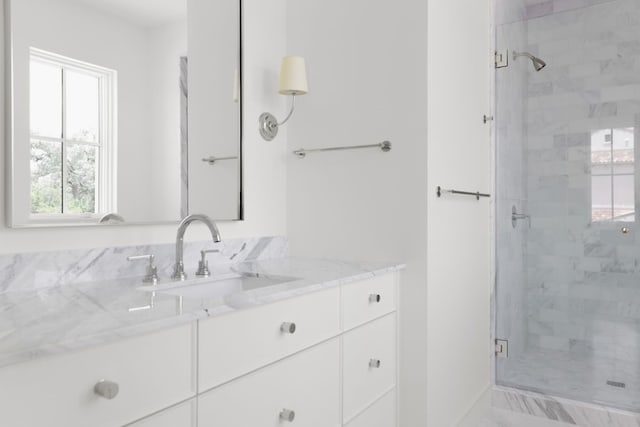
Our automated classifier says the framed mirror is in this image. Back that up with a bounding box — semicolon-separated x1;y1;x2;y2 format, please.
6;0;242;227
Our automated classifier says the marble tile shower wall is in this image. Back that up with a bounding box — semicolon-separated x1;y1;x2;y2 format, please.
496;0;527;25
496;14;529;356
525;0;640;360
524;0;619;20
0;236;288;293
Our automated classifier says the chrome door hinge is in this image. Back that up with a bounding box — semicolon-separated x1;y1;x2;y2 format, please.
495;339;508;358
495;50;509;68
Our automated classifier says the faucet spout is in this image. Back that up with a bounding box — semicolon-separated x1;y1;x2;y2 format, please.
173;214;222;280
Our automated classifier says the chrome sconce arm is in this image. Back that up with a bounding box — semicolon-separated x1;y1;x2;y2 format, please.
259;95;298;141
278;94;297;126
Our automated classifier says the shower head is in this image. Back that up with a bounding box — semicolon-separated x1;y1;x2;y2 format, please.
513;51;546;72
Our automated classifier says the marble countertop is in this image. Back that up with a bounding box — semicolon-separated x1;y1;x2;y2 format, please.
0;257;404;369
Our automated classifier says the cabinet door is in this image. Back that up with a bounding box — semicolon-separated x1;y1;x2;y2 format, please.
126;399;196;427
345;390;396;427
343;313;397;422
199;339;340;427
0;324;196;427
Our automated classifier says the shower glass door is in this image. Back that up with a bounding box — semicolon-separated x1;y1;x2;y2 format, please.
495;0;640;411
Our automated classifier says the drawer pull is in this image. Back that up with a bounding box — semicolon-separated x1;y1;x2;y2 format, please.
280;322;297;334
94;380;119;399
369;294;382;303
369;359;382;369
280;408;296;422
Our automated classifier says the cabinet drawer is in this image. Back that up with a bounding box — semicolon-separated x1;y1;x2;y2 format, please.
342;274;396;330
198;338;340;427
0;324;196;427
346;390;396;427
343;313;397;421
198;287;340;391
126;399;196;427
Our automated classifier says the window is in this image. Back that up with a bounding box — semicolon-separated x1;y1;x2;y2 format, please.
29;48;116;217
591;128;635;222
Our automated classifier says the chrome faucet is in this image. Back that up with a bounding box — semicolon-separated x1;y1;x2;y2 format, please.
172;214;222;280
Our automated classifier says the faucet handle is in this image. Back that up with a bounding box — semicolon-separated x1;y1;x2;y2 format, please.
127;254;159;285
196;249;220;277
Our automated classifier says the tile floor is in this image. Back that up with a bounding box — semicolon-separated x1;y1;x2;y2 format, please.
497;346;640;413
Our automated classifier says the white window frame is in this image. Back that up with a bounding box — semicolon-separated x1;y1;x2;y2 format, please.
591;127;635;223
28;47;117;223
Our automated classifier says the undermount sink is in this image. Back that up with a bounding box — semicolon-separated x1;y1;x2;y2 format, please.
138;272;298;300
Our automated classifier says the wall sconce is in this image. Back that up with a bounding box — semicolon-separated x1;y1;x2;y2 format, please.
259;56;308;141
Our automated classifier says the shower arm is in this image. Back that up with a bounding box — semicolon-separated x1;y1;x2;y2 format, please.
513;51;534;61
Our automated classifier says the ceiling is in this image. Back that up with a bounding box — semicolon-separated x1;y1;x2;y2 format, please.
72;0;186;28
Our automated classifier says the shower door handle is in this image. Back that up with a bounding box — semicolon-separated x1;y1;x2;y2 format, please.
512;206;531;229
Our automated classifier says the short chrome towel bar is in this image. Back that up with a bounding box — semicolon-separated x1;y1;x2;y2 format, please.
202;155;238;165
293;141;391;158
437;186;491;200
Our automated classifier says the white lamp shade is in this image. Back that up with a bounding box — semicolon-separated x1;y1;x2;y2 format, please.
278;56;308;95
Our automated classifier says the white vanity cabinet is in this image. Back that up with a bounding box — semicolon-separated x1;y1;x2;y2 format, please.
0;271;399;427
343;313;397;422
126;400;197;427
345;390;396;427
341;274;398;426
0;324;196;427
196;272;399;427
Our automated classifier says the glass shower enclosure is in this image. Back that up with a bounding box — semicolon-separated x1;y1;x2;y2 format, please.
495;0;640;411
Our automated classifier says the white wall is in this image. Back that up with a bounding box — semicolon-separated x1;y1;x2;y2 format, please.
0;0;288;254
285;0;428;425
426;1;491;426
286;0;491;425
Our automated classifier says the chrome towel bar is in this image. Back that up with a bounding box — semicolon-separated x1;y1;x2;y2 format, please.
293;141;391;158
437;186;491;200
202;156;238;165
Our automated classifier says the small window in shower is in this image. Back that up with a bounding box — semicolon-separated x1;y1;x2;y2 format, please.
591;128;635;222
